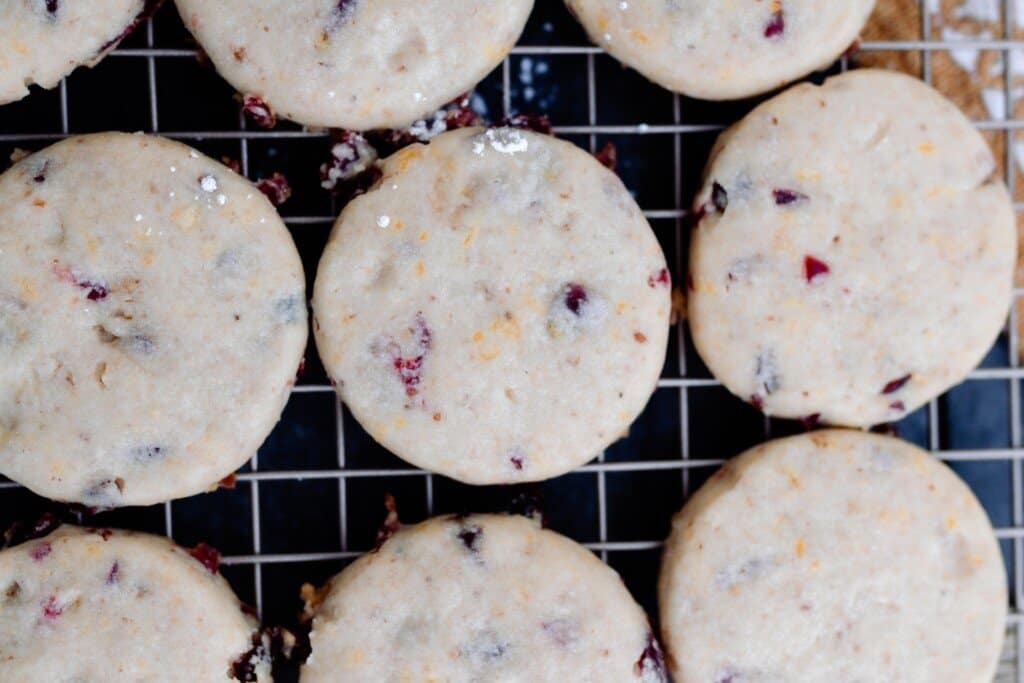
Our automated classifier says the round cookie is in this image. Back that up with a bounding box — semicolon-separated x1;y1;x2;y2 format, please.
0;133;307;506
659;430;1006;682
565;0;875;100
688;69;1015;427
174;0;534;130
0;525;269;681
0;0;156;106
302;513;666;682
312;127;670;484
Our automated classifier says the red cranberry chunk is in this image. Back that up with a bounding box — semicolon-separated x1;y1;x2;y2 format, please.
563;283;589;316
256;173;292;206
45;0;59;15
799;413;821;430
30;542;52;561
881;374;912;394
188;543;222;574
98;0;163;53
106;561;120;585
41;595;64;620
242;94;277;128
772;188;808;205
803;256;830;283
457;524;482;554
33;160;49;182
711;181;728;213
648;268;670;288
510;453;525;470
764;6;785;38
594;141;617;170
634;633;667;681
889;400;906;412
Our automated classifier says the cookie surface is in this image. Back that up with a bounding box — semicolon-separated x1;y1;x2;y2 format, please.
0;133;307;506
688;69;1015;427
174;0;533;130
312;127;670;484
0;525;268;681
565;0;875;100
0;0;153;105
303;513;665;682
659;430;1006;682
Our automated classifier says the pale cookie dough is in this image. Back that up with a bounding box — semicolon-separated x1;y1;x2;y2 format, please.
174;0;534;130
302;513;666;682
659;429;1006;683
565;0;876;100
688;69;1015;427
312;127;670;484
0;0;156;105
0;133;307;506
0;525;269;681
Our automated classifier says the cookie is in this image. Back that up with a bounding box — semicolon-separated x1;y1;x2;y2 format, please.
0;0;157;106
565;0;875;100
0;133;307;506
312;127;670;484
688;69;1015;427
659;429;1006;682
174;0;533;130
0;525;269;681
302;513;666;682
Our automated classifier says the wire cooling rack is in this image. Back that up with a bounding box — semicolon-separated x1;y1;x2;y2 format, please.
2;2;1024;680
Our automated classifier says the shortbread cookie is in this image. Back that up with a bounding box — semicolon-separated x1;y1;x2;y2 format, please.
565;0;875;100
659;430;1006;682
688;69;1015;426
174;0;533;130
0;133;307;506
0;525;269;681
0;0;157;105
312;127;670;484
302;513;666;682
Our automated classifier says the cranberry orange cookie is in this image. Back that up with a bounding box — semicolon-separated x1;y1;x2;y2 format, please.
174;0;533;130
660;430;1006;682
302;513;665;682
312;127;670;484
0;133;307;506
0;1;159;105
689;69;1015;426
565;0;875;100
0;525;270;680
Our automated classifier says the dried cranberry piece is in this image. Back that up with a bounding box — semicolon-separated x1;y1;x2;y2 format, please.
106;561;120;585
510;453;525;470
594;141;617;171
4;513;61;549
563;283;588;316
255;173;292;206
45;0;58;14
80;281;109;301
772;188;808;205
647;268;671;288
750;394;765;410
803;256;830;283
634;633;667;681
242;94;277;129
373;494;401;551
881;374;912;394
326;0;359;33
889;400;906;412
88;527;114;541
98;0;164;53
711;181;728;213
41;595;64;620
319;130;379;194
764;5;785;38
33;160;49;182
457;524;482;554
799;413;821;430
188;543;221;574
499;113;553;135
219;474;238;489
385;313;432;397
30;542;52;561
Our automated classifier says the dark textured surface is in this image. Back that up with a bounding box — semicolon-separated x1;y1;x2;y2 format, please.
0;3;1017;680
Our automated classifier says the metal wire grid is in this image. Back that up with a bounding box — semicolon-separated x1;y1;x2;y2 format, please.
1;1;1024;678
